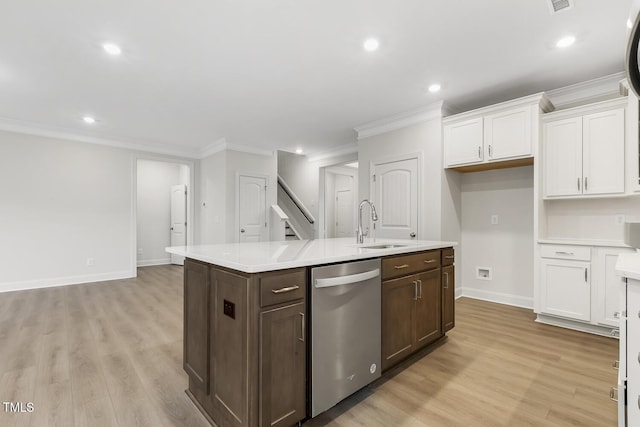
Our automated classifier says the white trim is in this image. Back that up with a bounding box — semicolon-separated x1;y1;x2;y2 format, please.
0;116;200;158
535;314;617;337
546;72;626;108
306;143;358;163
0;270;134;293
442;92;553;124
137;258;172;267
461;287;534;309
355;101;445;140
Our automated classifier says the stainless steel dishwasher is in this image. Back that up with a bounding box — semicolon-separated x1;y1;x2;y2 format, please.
310;258;381;417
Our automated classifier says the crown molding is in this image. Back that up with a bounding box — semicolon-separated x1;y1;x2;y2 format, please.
198;139;274;159
305;143;358;163
354;101;446;140
0;115;200;158
546;72;626;108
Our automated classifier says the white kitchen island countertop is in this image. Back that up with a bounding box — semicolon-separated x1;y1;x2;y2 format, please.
616;252;640;281
166;238;457;273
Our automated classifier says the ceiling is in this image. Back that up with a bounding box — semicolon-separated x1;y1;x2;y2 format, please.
0;0;633;157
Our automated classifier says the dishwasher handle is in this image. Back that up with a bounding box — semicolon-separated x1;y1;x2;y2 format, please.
314;268;380;288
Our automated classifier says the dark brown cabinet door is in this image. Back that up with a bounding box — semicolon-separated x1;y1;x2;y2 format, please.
260;301;306;427
382;275;416;371
183;259;210;393
442;265;455;332
414;269;442;350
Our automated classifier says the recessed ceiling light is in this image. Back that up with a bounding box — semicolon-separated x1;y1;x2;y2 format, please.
102;42;122;56
363;38;379;52
556;35;576;48
82;116;96;124
295;148;303;154
628;19;634;29
428;84;441;93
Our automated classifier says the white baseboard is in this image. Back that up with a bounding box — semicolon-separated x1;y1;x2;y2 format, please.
137;258;171;267
535;314;618;338
0;270;135;293
461;287;534;309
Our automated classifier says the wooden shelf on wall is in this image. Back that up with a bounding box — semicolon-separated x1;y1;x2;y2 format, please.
448;157;534;173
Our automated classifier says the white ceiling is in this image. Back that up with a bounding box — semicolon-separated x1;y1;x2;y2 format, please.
0;0;632;157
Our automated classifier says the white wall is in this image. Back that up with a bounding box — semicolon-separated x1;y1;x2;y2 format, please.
136;160;188;266
357;117;461;292
460;166;534;308
0;130;135;291
543;197;640;242
197;149;277;244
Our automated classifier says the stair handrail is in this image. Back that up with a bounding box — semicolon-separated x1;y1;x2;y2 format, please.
277;175;316;225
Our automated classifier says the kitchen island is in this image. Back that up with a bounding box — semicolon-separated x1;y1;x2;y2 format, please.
167;237;456;427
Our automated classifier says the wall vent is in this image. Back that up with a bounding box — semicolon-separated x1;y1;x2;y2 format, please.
548;0;573;14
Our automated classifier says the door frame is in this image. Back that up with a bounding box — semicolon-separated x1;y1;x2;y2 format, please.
132;155;195;276
370;152;422;240
319;165;358;239
235;172;269;243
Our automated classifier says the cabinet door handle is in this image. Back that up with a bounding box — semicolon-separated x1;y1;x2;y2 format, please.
584;177;588;191
577;177;580;191
584;268;588;282
555;251;574;255
394;264;410;270
299;312;305;342
610;387;618;402
424;259;436;264
417;279;423;299
445;255;454;259
478;146;481;158
444;272;449;289
412;281;418;301
272;285;300;294
488;144;492;158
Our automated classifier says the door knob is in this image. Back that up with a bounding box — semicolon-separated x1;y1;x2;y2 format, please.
240;228;245;233
410;232;416;238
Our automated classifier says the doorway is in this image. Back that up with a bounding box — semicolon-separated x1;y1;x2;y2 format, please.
136;158;193;267
371;157;418;240
237;174;268;242
322;163;358;239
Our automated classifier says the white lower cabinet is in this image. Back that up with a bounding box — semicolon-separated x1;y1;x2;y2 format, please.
537;244;632;333
618;279;640;426
540;259;591;321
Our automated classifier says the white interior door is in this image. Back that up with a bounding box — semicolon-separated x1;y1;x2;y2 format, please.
335;189;354;237
238;175;267;242
170;184;187;265
372;158;418;240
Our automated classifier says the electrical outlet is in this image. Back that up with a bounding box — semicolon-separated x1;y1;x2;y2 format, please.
86;258;94;266
491;215;499;225
616;214;626;224
477;267;492;280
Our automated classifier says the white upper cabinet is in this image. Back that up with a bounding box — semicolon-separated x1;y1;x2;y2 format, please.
582;109;625;195
443;93;552;171
443;117;483;166
484;105;532;161
542;98;626;199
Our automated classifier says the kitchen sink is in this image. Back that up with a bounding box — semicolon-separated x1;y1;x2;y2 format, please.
360;244;408;249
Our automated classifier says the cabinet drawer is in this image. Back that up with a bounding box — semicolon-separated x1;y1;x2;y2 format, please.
382;250;440;280
442;248;455;266
260;269;306;307
540;244;591;261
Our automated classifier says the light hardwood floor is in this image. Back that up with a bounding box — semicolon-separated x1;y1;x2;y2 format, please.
0;265;618;426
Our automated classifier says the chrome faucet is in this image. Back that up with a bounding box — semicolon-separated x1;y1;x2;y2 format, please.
357;199;378;244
